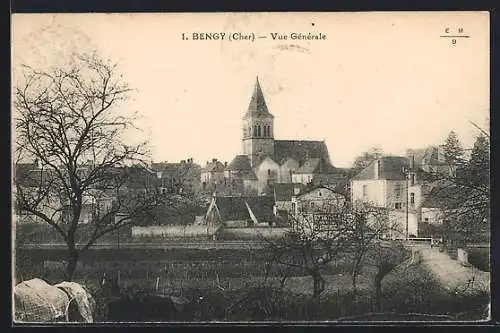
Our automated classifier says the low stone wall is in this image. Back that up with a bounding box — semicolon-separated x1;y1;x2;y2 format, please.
131;225;218;238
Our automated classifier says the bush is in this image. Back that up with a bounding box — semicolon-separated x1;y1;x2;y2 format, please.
467;248;490;272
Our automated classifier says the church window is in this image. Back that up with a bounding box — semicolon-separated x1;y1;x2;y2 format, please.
248;127;251;137
254;125;258;137
264;126;268;137
257;125;262;137
268;169;271;176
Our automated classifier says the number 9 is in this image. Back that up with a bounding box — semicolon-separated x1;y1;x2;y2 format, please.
452;39;456;45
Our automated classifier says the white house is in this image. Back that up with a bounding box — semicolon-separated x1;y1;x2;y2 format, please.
350;156;421;237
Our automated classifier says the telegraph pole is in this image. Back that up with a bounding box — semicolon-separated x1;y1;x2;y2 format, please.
405;170;409;240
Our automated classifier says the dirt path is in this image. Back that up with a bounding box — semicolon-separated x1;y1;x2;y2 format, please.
417;247;490;296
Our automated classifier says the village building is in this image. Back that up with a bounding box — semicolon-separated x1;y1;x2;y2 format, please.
151;158;201;196
406;145;454;176
350;156;421;238
204;195;276;227
201;77;346;196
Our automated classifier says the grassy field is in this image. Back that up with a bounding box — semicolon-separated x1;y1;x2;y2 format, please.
14;235;490;321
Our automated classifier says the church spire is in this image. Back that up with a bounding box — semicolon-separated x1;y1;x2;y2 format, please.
244;76;274;119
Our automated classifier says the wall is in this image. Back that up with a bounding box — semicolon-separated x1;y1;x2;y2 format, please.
297;188;346;213
253;157;280;191
407;184;423;212
279;158;299;183
387;210;419;238
131;225;218;238
292;173;313;185
384;180;407;210
351;179;386;207
421;208;443;224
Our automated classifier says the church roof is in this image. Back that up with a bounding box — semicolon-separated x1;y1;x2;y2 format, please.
274;140;331;166
243;77;274;119
227;155;253;171
352;156;410;181
295;157;337;174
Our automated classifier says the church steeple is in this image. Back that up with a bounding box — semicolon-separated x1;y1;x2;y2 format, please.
243;76;274;119
242;76;275;166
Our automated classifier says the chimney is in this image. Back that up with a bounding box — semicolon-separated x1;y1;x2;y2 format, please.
374;159;380;180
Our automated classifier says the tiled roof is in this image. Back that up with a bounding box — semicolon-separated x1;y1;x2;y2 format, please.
202;161;225;173
263;183;305;201
352;156;410;181
295;157;337;174
407;146;448;166
243;77;274;119
296;184;347;198
274;140;331;166
214;196;275;222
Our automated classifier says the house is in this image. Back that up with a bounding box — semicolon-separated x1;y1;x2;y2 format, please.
350;156;420;237
151;158;201;195
292;185;347;216
204;195;276;227
200;158;226;191
14;161;117;225
406;145;454;176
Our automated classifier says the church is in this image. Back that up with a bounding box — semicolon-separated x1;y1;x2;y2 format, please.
201;77;346;196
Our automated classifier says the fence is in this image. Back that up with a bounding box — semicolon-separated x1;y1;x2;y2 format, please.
131;225;219;239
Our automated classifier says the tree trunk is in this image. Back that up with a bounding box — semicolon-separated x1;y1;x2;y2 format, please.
65;244;79;281
352;271;358;296
311;270;325;298
374;273;382;312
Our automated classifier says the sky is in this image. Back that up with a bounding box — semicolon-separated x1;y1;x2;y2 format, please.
11;12;490;167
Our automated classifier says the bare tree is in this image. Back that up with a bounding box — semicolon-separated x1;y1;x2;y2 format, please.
264;191;389;298
348;204;398;296
14;52;162;280
366;240;407;312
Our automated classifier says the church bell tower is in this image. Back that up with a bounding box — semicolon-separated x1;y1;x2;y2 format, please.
242;77;275;166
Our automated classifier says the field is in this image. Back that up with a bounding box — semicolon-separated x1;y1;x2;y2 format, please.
14;243;490;322
14;223;490;322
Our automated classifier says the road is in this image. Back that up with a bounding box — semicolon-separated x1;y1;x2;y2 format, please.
406;244;490;296
19;241;268;250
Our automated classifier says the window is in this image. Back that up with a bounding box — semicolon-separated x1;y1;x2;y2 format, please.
319;191;322;197
257;125;262;137
362;185;368;197
410;192;415;205
394;202;402;209
394;184;403;197
263;126;268;137
411;174;416;186
424;217;429;222
268;169;271;176
254;125;258;137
